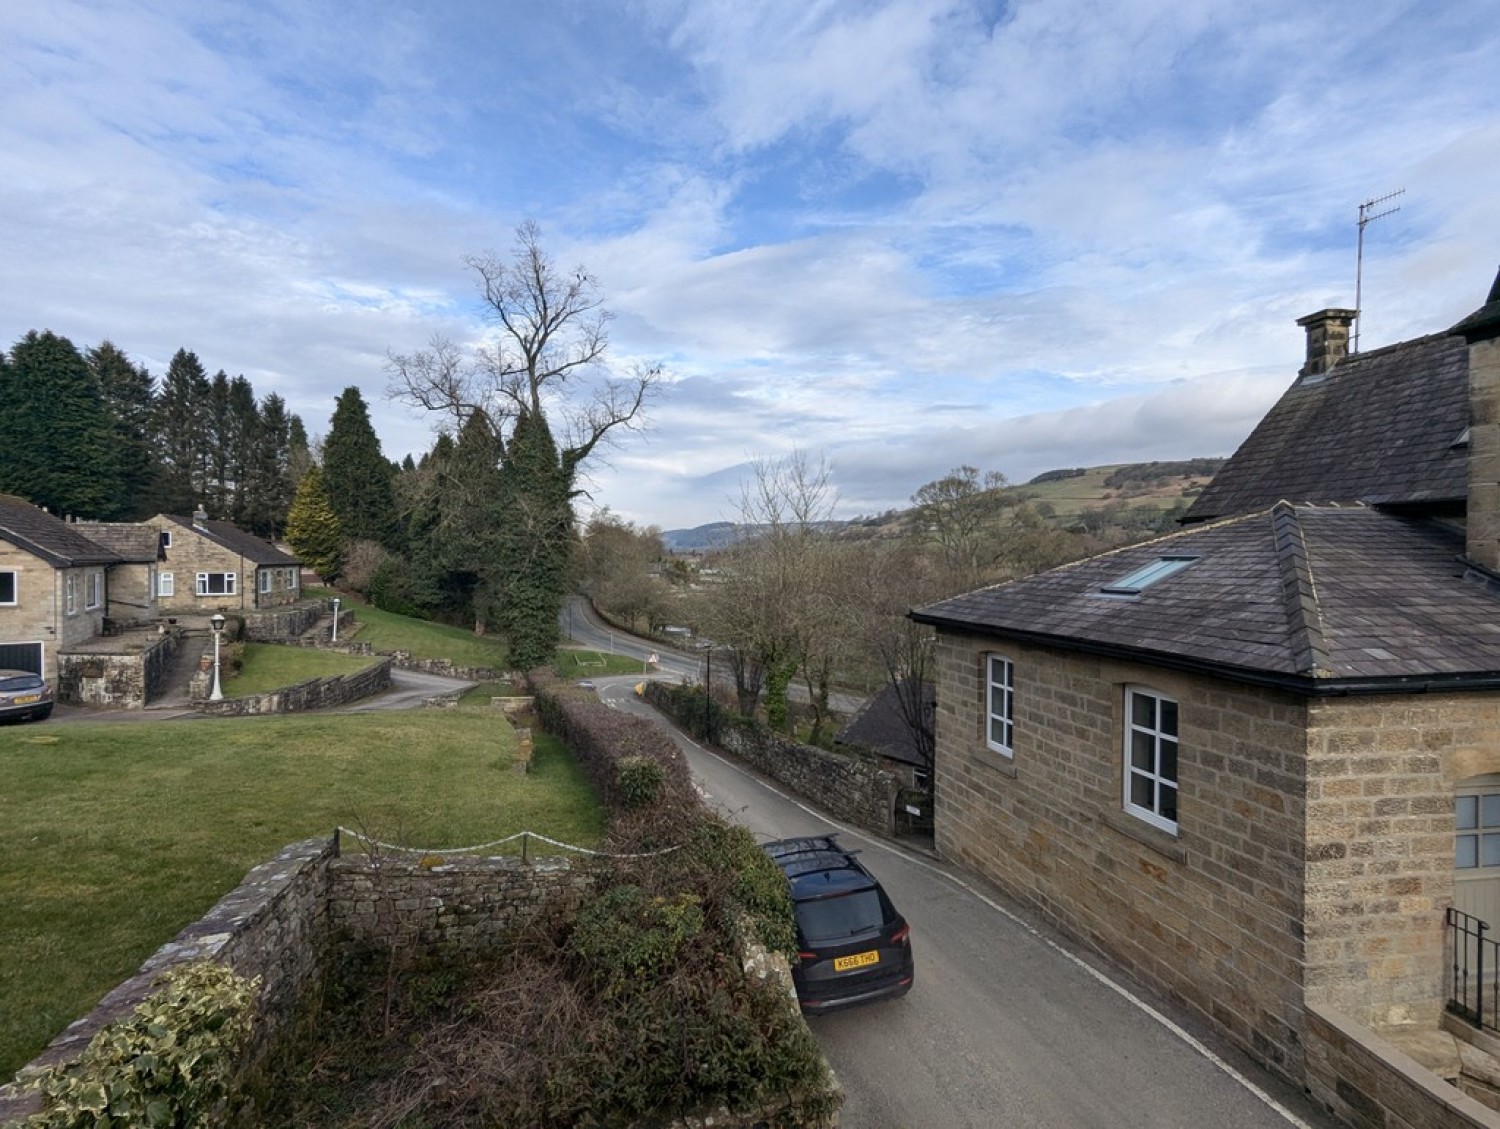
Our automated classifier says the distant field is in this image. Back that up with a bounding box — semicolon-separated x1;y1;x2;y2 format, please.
1010;461;1221;518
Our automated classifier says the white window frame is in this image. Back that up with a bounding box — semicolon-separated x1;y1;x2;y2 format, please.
85;570;102;610
1124;686;1179;834
985;653;1015;757
158;571;174;598
0;570;16;606
287;568;298;590
160;530;172;548
259;569;272;594
64;572;77;615
196;572;237;597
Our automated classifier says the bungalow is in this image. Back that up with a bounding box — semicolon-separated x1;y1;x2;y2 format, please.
70;521;161;627
147;511;302;615
912;271;1500;1123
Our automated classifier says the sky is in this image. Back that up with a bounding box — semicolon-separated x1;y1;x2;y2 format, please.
3;1;1499;531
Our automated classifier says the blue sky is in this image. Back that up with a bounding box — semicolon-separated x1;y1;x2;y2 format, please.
4;1;1499;530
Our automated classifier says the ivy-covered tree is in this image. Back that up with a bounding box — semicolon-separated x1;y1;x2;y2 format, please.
284;464;344;581
387;221;660;668
0;330;123;517
322;386;400;551
86;341;157;519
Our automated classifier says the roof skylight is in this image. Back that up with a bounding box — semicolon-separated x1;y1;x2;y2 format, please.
1100;556;1197;596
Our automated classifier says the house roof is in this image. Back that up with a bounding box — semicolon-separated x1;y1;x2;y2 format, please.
911;503;1500;693
71;522;161;563
0;494;123;568
1182;332;1470;523
159;514;301;567
837;680;933;768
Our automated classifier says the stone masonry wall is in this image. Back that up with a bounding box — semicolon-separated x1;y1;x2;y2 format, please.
326;852;594;951
1304;693;1500;1028
931;631;1311;1080
56;630;178;709
242;601;323;642
193;658;391;715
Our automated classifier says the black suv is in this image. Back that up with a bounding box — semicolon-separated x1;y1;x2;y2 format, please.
763;834;914;1013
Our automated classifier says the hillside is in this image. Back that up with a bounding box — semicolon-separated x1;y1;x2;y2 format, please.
661;459;1224;551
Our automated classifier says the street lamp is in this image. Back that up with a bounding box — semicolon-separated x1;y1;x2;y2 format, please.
331;597;341;643
697;641;713;742
209;613;226;702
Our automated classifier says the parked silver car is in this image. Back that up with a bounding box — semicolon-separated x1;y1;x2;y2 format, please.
0;669;53;722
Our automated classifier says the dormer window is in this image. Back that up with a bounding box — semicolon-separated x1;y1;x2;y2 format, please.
1100;556;1197;596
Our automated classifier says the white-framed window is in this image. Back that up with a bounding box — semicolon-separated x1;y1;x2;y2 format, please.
259;569;272;594
196;572;237;597
160;530;172;549
158;571;175;598
0;570;16;605
287;568;298;590
64;573;77;615
985;653;1014;757
85;570;102;610
1124;686;1179;834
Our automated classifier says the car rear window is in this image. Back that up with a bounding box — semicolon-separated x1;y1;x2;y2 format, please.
0;675;42;692
796;889;887;942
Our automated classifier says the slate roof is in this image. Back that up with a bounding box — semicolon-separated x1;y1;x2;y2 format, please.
911;503;1500;692
837;680;934;768
72;522;161;562
0;494;122;568
160;515;301;567
1182;332;1470;523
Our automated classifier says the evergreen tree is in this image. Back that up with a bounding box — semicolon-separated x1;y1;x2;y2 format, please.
241;393;294;539
0;330;123;516
225;376;259;524
322;386;400;550
495;408;573;669
153;349;211;514
86;342;157;519
205;370;233;515
287;414;313;488
284;464;344;581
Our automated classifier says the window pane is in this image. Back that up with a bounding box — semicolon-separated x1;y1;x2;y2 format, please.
0;573;14;602
1159;699;1178;737
1130;772;1153;810
1458;835;1480;868
1158;738;1177;783
1483;833;1500;868
1159;784;1177;822
1131;693;1155;728
989;717;1008;747
1458;796;1479;830
1131;731;1154;771
1483;794;1500;829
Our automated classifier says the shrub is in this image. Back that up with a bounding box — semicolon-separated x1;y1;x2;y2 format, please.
570;885;705;985
616;755;666;809
23;961;259;1129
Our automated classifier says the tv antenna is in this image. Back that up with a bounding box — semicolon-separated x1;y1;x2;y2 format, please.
1353;189;1404;354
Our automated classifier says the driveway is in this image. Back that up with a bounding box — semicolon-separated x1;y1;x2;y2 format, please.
593;674;1339;1129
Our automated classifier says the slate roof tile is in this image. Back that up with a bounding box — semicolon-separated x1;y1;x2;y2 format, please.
0;494;122;567
160;515;300;567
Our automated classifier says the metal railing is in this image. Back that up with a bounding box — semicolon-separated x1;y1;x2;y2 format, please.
1447;906;1500;1031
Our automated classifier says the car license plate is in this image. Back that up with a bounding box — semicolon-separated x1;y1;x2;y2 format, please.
13;695;39;705
833;950;879;972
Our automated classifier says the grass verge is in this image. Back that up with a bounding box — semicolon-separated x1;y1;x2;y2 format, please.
0;693;606;1079
222;643;378;696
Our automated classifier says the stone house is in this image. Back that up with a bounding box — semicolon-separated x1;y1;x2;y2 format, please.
0;494;121;685
911;272;1500;1124
70;521;161;627
836;679;935;790
147;511;302;615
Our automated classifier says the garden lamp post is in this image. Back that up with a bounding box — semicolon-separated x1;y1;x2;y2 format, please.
209;613;225;702
331;597;341;643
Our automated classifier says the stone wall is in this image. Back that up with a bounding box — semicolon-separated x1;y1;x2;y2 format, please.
327;851;593;951
1304;693;1500;1028
930;631;1311;1079
55;630;178;709
0;839;337;1126
193;658;391;715
242;601;323;642
1305;1004;1500;1129
310;638;511;684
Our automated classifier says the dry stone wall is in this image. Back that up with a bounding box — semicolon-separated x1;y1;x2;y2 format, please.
193;658;391;715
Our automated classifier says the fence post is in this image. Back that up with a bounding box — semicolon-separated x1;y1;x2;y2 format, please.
1482;916;1490;1031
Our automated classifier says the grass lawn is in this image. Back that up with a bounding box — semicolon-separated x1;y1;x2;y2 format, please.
223;642;379;696
307;590;510;669
0;694;607;1079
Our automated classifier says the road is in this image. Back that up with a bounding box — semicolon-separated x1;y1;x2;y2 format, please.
594;675;1338;1129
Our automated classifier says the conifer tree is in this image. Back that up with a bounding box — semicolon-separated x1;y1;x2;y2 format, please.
0;330;123;517
86;341;157;519
241;393;294;539
153;349;211;514
495;409;573;669
284;464;344;581
322;386;400;550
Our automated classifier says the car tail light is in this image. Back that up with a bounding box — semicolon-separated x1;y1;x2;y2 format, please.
799;951;819;962
890;924;910;945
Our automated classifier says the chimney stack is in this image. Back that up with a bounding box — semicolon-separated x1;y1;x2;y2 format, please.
1296;308;1357;379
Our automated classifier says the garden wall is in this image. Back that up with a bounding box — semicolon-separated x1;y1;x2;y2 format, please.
192;658;392;715
55;629;179;709
642;682;898;835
